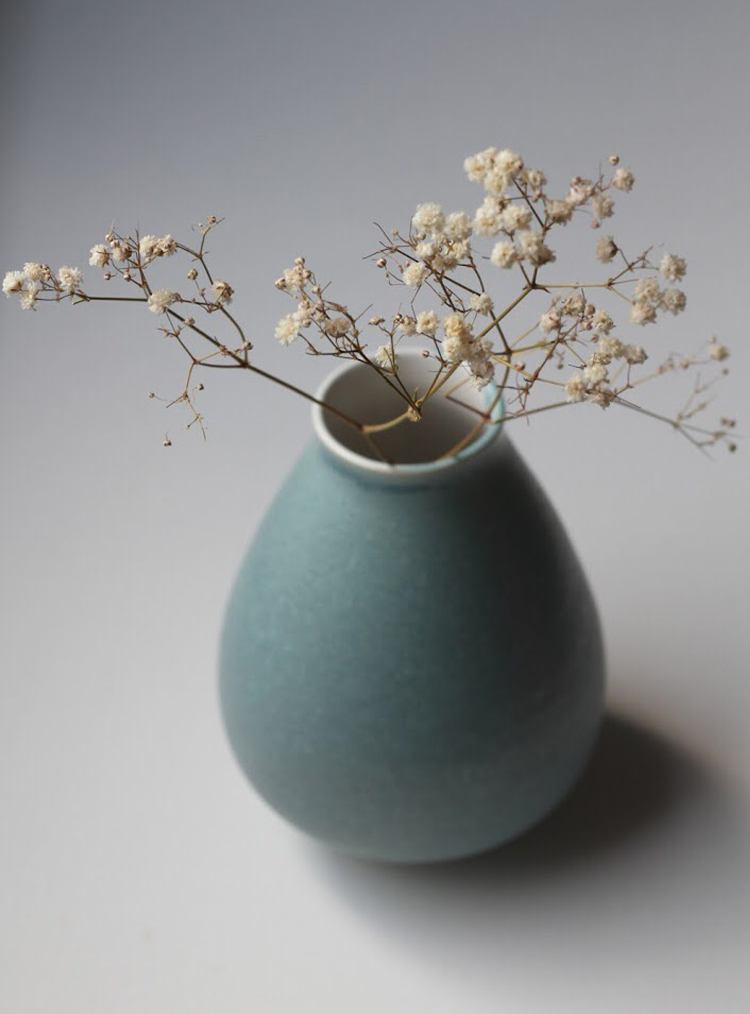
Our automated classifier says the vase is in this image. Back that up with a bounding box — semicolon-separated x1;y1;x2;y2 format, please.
219;353;605;863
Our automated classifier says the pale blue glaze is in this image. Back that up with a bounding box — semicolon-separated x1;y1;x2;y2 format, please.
219;410;605;863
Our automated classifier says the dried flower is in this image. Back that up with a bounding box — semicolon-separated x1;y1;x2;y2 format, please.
23;262;46;282
416;309;440;335
659;253;687;282
490;240;518;269
624;344;648;365
212;280;234;305
19;283;39;310
3;270;25;296
547;200;573;225
661;288;686;315
709;339;730;361
402;262;428;288
540;309;562;332
612;167;635;192
469;293;494;316
147;288;178;314
89;244;110;268
565;373;587;403
517;229;555;266
596;236;617;263
374;344;396;370
412;202;445;236
444;211;473;242
58;266;83;292
630;302;657;326
325;316;351;338
633;277;661;304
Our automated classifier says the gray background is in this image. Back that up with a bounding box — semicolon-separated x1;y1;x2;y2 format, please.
1;1;749;1010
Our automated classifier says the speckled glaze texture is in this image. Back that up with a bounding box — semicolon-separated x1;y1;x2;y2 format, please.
219;415;605;864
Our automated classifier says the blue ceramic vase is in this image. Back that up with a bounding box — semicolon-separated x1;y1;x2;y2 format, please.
219;355;605;863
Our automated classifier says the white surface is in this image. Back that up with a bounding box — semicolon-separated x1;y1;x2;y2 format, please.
1;1;749;1011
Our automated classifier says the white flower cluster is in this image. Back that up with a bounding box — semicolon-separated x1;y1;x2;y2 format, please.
148;288;179;314
139;235;178;262
408;203;473;276
3;263;83;310
440;313;495;388
628;261;688;326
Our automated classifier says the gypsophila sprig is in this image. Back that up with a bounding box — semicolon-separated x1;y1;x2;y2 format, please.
4;151;736;460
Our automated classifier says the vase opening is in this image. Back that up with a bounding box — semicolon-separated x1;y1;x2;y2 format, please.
313;352;503;473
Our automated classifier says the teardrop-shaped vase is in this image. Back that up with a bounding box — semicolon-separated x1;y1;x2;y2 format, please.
219;356;605;863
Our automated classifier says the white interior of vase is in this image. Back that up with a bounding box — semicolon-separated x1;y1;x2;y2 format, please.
313;352;502;469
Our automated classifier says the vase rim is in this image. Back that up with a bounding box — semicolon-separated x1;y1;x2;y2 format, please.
311;351;504;482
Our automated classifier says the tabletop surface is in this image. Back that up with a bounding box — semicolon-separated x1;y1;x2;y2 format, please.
2;2;749;1011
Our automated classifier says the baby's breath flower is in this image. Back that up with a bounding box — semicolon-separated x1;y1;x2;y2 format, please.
612;167;635;192
3;270;25;296
187;267;199;280
398;316;417;336
58;266;83;292
588;385;616;408
469;293;494;316
442;314;475;362
275;313;299;346
583;359;608;385
500;204;532;232
565;373;587;403
157;235;177;256
630;302;657;326
592;309;614;333
19;283;39;310
633;277;661;304
212;280;234;305
416;240;436;261
591;194;615;224
466;337;495;388
282;263;310;292
497;149;523;177
709;338;730;361
147;288;178;314
659;253;687;282
110;241;131;262
597;336;624;360
374;344;397;370
524;167;547;193
539;309;562;332
561;293;585;316
412;202;445;236
325;316;351;338
139;235;160;260
517;229;555;266
484;167;512;196
463;147;498;183
444;211;473;242
595;235;617;263
547;199;573;225
473;196;505;237
402;261;428;288
490;240;518;269
369;315;385;326
89;244;110;268
567;177;595;207
624;344;648;364
661;288;686;315
416;309;439;335
23;262;46;282
442;335;468;361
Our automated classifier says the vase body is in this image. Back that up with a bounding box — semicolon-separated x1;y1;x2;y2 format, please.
219;370;605;862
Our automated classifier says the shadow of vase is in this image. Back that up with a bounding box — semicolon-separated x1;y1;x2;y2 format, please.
306;707;747;895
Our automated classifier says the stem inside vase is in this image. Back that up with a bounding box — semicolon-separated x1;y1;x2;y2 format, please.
314;352;503;468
